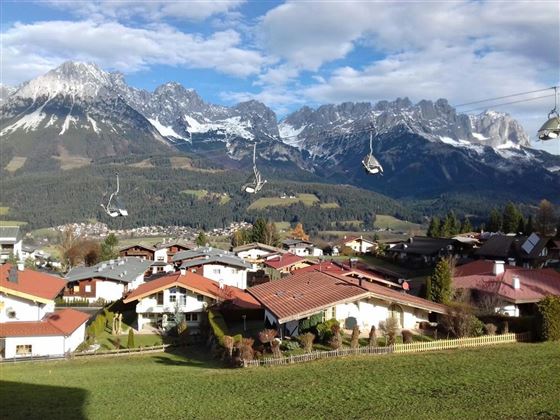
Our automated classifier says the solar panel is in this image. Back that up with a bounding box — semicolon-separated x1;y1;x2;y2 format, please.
521;233;540;255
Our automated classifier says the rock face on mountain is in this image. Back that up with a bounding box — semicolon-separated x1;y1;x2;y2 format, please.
1;61;558;201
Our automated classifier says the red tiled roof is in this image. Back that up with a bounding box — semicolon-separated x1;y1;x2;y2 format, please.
0;308;90;337
0;264;66;302
293;262;401;288
248;271;370;323
123;271;260;309
453;260;560;303
263;253;310;269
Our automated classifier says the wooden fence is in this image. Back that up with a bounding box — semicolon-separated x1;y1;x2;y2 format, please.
243;332;532;368
0;344;172;364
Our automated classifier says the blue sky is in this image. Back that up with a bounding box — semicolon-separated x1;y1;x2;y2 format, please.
2;0;559;153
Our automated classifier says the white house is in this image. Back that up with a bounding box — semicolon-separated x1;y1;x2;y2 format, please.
123;270;260;331
282;239;323;257
0;263;66;323
0;226;23;262
173;247;251;290
64;257;153;303
248;270;447;337
0;308;90;358
233;242;286;270
341;235;377;254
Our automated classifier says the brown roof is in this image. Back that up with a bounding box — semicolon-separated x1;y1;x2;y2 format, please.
0;264;66;303
454;260;560;304
0;308;90;337
263;253;313;269
248;270;448;323
123;271;260;309
248;271;370;323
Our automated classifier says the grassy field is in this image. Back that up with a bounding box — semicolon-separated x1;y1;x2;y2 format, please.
1;343;558;419
248;193;320;210
4;156;27;172
181;189;231;204
375;214;425;232
0;206;9;216
0;220;27;227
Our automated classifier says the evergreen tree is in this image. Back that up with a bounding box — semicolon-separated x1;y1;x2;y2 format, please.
535;199;556;236
524;215;534;235
516;215;526;236
427;217;441;238
441;211;459;237
460;217;472;233
427;258;453;304
100;233;119;261
502;202;522;234
195;231;208;246
251;218;269;243
487;208;503;232
127;329;135;348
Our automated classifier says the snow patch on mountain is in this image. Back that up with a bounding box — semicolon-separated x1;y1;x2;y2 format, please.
0;103;48;135
278;122;306;147
87;114;100;134
148;117;188;141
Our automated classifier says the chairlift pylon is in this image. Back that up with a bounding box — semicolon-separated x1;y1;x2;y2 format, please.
538;86;560;141
242;143;267;194
100;172;128;217
362;131;383;175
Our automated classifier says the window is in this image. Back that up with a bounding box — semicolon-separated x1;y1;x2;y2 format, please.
156;292;164;305
16;345;32;355
85;285;92;292
213;268;221;275
185;313;199;322
196;294;204;302
157;256;165;261
73;285;79;293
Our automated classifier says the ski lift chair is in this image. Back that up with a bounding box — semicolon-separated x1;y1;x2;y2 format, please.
362;131;384;175
242;143;267;194
100;172;128;217
538;86;560;141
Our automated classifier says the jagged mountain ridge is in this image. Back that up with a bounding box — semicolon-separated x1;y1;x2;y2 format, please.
1;61;558;202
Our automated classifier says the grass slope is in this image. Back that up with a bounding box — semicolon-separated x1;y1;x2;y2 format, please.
248;193;320;210
1;343;558;419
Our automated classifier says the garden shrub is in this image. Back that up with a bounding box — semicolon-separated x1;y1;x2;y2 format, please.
350;325;360;349
298;313;323;333
298;332;315;353
402;330;413;344
469;316;485;337
537;296;560;341
484;323;497;335
238;337;255;361
280;339;301;351
368;326;377;347
381;318;399;346
316;318;340;342
223;336;234;358
329;325;342;349
127;329;135;348
502;321;509;334
271;339;282;358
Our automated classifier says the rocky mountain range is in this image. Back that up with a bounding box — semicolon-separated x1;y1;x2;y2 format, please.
1;61;559;202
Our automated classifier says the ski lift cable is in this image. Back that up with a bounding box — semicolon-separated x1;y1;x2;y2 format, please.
454;86;558;108
459;93;556;113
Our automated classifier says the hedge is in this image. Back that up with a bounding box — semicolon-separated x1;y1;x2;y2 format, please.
537;296;560;341
208;310;231;346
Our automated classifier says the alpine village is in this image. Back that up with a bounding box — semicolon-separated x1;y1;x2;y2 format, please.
1;2;559;419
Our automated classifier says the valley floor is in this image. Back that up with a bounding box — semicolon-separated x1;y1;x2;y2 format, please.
1;342;559;419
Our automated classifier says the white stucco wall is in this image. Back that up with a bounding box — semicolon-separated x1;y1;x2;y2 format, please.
95;281;126;302
64;323;87;352
129;273;147;290
136;288;212;330
202;264;247;289
3;335;64;358
334;298;430;330
237;249;270;260
0;294;53;322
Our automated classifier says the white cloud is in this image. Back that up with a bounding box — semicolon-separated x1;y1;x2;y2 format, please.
1;20;265;83
44;0;246;22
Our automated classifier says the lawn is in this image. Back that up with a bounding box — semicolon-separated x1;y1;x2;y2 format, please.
0;220;28;227
248;193;319;210
181;189;231;204
4;156;27;172
375;214;425;233
1;343;558;419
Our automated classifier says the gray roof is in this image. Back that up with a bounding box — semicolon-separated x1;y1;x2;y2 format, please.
282;239;314;247
232;242;285;254
0;226;21;244
174;247;251;270
65;257;153;283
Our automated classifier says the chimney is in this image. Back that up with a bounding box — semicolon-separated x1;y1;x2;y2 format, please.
17;261;25;271
8;267;18;283
507;258;516;267
492;260;505;276
219;279;224;289
512;276;520;290
180;268;186;276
